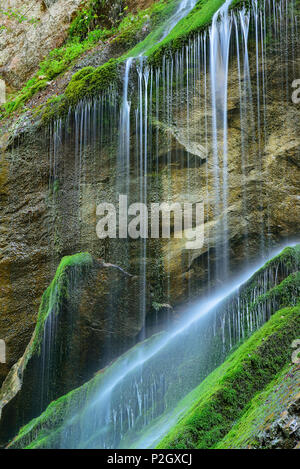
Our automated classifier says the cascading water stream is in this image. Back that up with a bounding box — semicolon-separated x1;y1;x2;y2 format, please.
41;0;300;449
116;0;200;342
118;57;133;196
210;0;233;279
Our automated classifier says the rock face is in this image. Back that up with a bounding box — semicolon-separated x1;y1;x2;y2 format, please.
0;0;83;90
256;380;300;449
0;252;150;447
0;0;299;391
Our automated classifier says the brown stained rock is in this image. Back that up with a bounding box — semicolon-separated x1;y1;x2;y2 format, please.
1;33;300;390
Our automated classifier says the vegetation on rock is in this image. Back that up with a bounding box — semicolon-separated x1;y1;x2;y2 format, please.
1;0;247;121
215;362;300;448
157;304;300;448
0;0;176;119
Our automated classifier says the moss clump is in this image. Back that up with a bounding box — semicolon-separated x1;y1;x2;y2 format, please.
157;304;300;449
38;59;120;123
29;252;93;359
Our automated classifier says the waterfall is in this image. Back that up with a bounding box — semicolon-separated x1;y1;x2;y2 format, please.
40;0;300;448
23;245;299;449
158;0;197;42
46;0;300;309
210;0;233;278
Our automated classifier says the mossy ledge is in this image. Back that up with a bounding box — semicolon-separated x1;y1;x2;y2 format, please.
157;304;300;449
146;0;245;66
6;244;300;449
215;362;300;449
38;59;121;124
32;252;93;357
38;0;249;125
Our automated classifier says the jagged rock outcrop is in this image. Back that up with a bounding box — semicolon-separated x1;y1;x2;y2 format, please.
0;252;150;447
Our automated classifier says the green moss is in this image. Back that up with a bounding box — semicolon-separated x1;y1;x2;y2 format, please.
157;304;300;449
215;362;300;448
8;330;166;449
1;0;251;121
28;252;93;360
68;0;119;40
8;245;300;449
146;0;244;65
0;0;176;119
257;245;300;275
65;59;119;104
252;271;300;310
9;373;102;449
38;59;120;123
39;0;248;120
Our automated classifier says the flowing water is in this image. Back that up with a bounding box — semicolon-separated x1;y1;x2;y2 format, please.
210;0;233;279
35;242;299;449
48;0;298;298
35;0;300;448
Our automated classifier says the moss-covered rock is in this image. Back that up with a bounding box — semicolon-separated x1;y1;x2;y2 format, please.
0;252;150;447
6;245;300;449
65;59;120;105
215;362;300;449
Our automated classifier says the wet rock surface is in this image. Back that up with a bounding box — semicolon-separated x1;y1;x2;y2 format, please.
1;17;299;391
0;0;83;90
0;253;150;447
